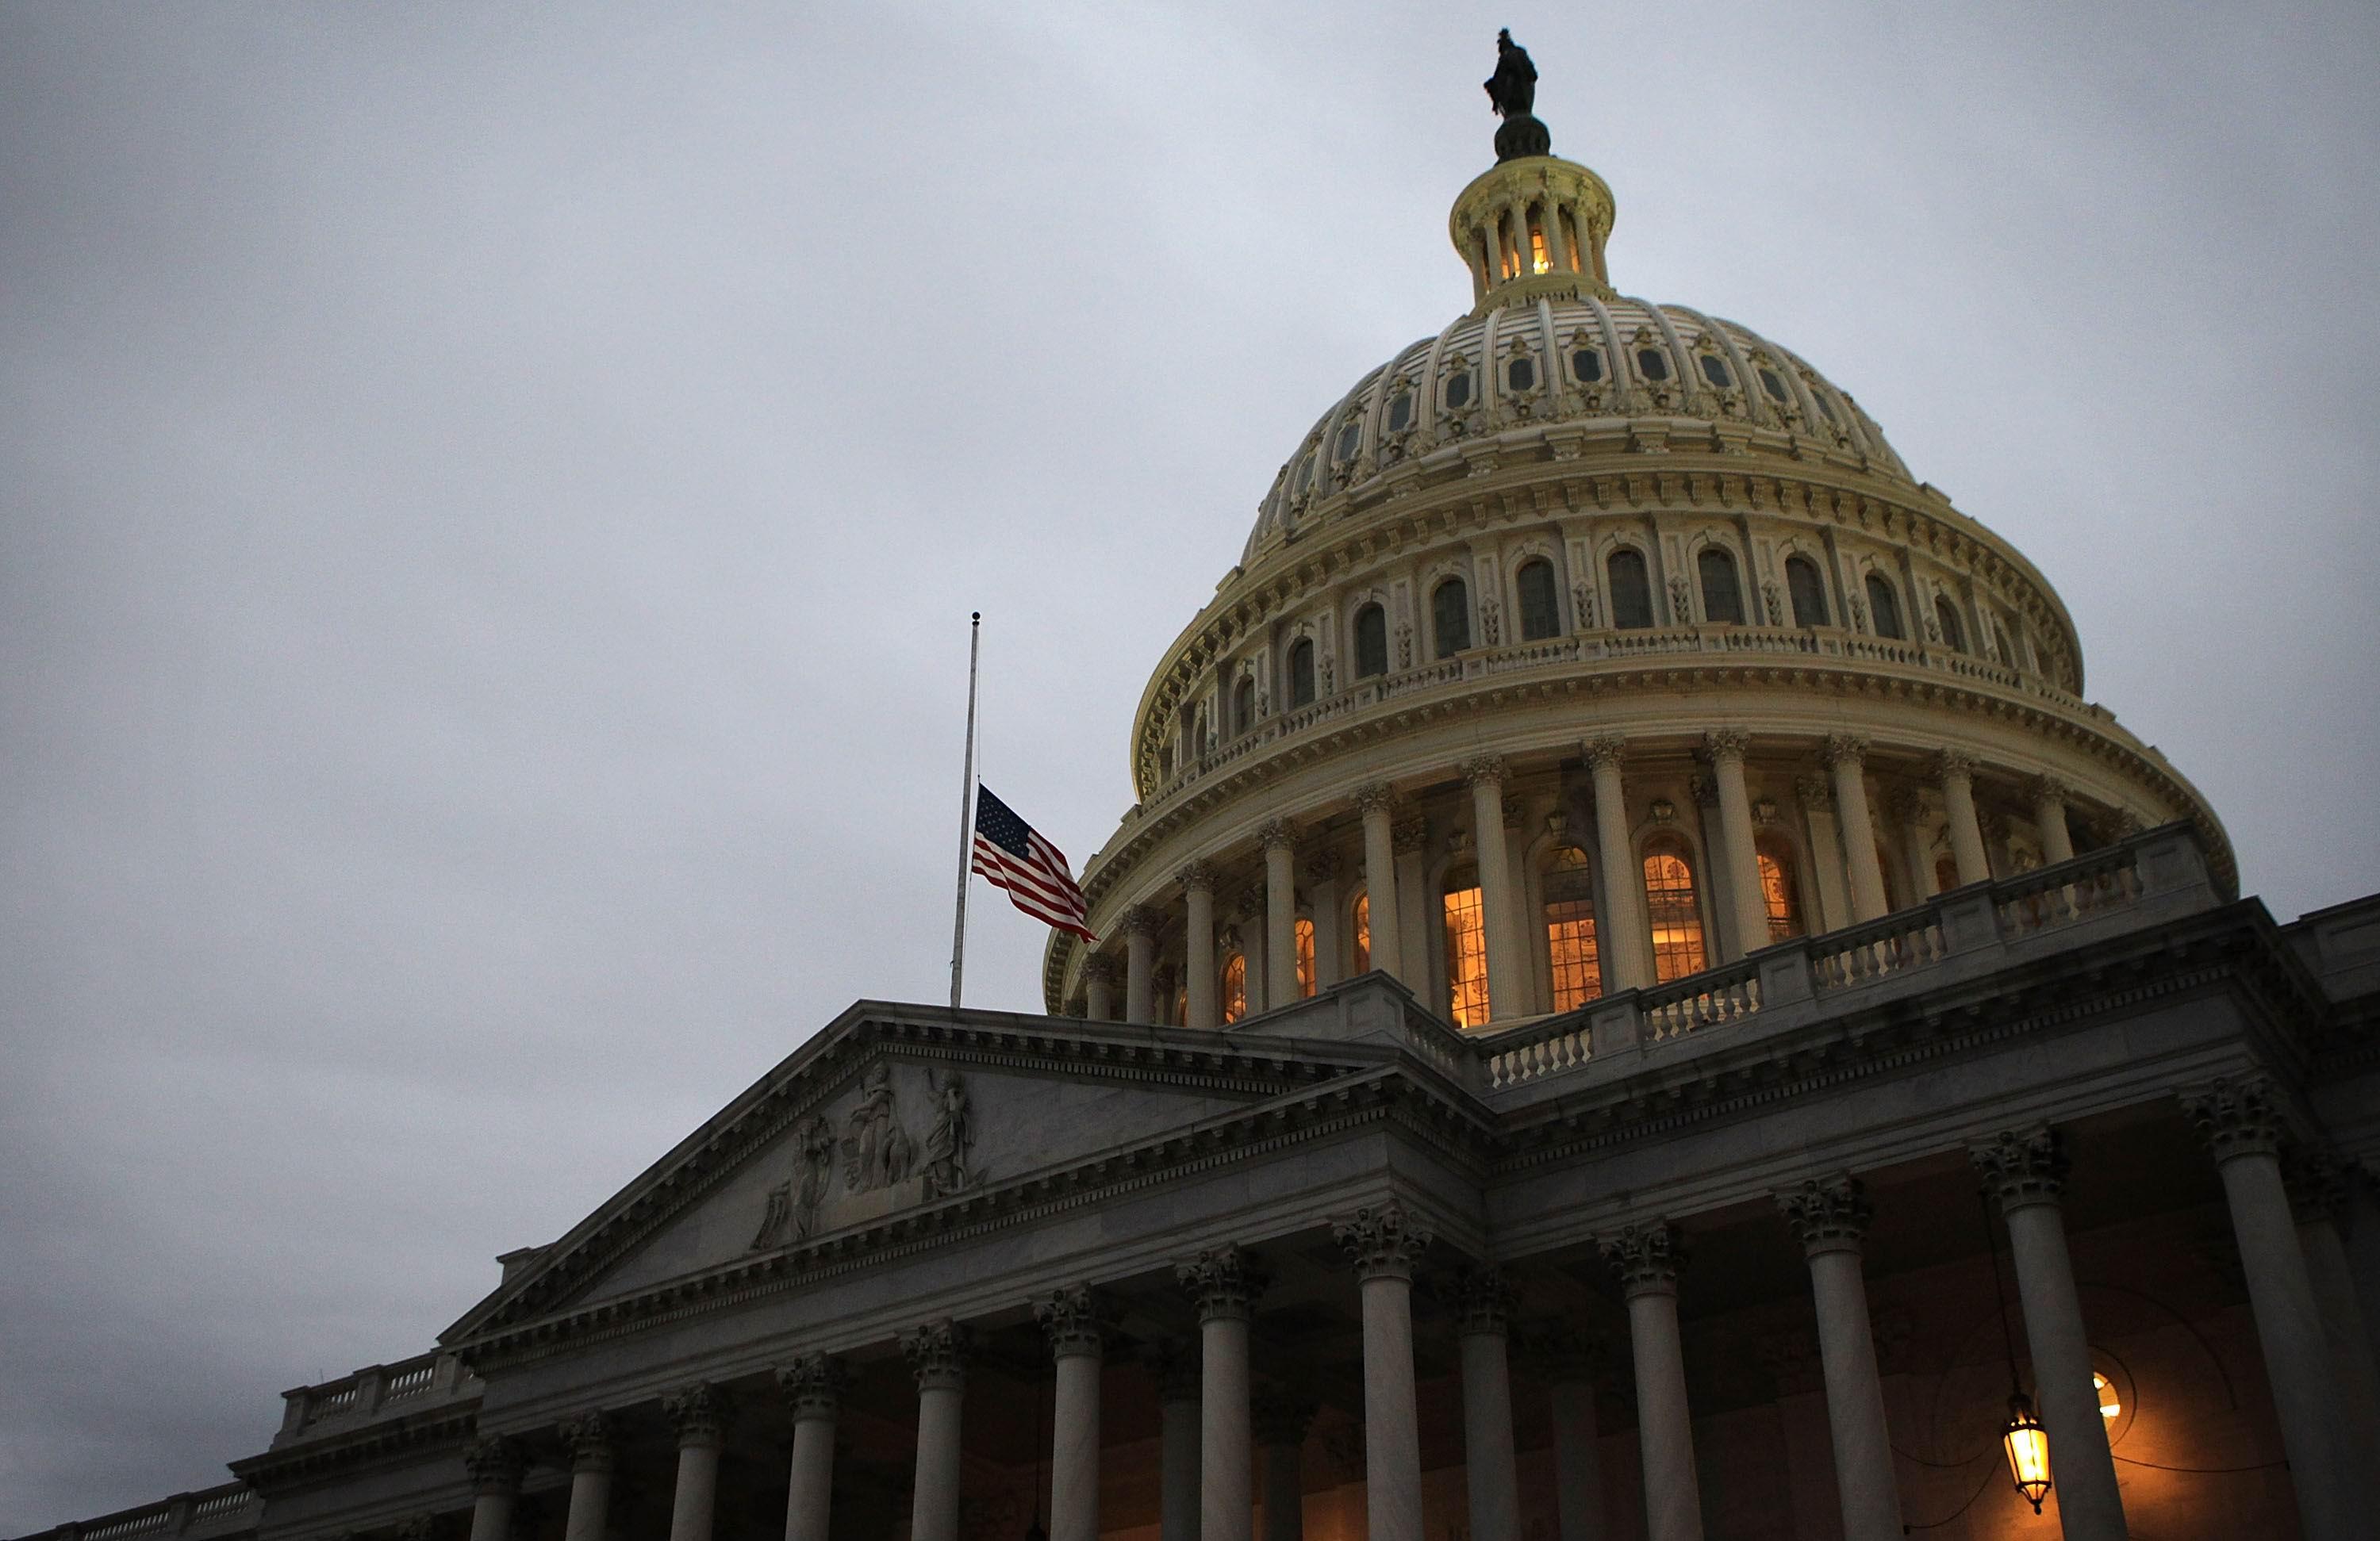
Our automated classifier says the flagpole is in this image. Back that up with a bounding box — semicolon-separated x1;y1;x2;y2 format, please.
948;611;982;1010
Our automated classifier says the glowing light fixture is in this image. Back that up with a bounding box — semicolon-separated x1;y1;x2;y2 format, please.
1981;1190;2054;1513
2002;1393;2054;1513
2094;1370;2121;1419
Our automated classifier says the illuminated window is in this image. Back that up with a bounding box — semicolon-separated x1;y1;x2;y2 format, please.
1642;838;1707;983
1433;578;1471;658
1529;221;1551;274
1866;573;1905;640
1443;869;1490;1028
1221;953;1246;1025
1352;892;1371;973
2094;1371;2121;1420
1935;596;1967;653
1608;549;1654;630
1787;555;1829;628
1699;354;1733;389
1170;979;1187;1026
1353;604;1388;678
1698;548;1745;625
1232;677;1255;736
1756;837;1803;942
1516;558;1560;641
1288;638;1316;707
1543;846;1602;1010
1560;209;1583;272
1636;347;1671;382
1295;918;1316;998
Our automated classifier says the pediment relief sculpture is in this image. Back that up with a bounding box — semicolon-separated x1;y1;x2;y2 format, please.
751;1062;982;1252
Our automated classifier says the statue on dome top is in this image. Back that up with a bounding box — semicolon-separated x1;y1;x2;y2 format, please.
1484;29;1537;119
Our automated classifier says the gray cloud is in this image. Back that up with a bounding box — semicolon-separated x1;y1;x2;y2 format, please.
4;2;2374;1524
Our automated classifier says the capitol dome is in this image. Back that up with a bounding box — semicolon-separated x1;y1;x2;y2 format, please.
1045;102;2229;1028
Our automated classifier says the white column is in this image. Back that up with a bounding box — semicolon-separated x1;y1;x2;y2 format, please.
1178;1246;1263;1541
1253;1393;1313;1541
1182;864;1219;1030
1124;907;1159;1025
1599;1223;1703;1541
1081;955;1116;1022
1933;753;1990;886
1357;788;1405;983
1262;822;1299;1009
1777;1179;1903;1540
2032;776;2075;863
1824;735;1888;921
1037;1286;1108;1541
1706;733;1771;956
901;1321;969;1541
2184;1081;2358;1539
558;1413;614;1541
1971;1129;2126;1540
777;1355;844;1541
664;1386;726;1541
2292;1157;2380;1482
1154;1345;1203;1541
1794;776;1852;933
1467;757;1526;1022
1584;738;1652;991
1335;1205;1430;1541
463;1439;523;1541
1456;1269;1522;1541
1545;1340;1607;1541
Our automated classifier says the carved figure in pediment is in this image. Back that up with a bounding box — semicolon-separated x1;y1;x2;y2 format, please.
843;1064;913;1193
749;1115;839;1252
921;1068;977;1198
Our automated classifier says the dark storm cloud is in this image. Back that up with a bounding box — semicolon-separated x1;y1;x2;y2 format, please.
3;2;2373;1524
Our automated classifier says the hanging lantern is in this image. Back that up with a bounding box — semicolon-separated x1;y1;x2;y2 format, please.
2002;1391;2053;1513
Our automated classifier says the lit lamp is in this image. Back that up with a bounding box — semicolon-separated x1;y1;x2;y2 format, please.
2094;1370;2121;1420
1980;1190;2055;1513
2002;1391;2054;1513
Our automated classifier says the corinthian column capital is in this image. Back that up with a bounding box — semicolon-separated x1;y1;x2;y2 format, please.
1820;734;1869;770
1970;1125;2068;1209
1932;749;1977;783
1581;736;1627;773
775;1352;847;1421
1333;1202;1434;1282
1702;728;1750;763
1258;818;1299;852
900;1319;971;1392
1035;1284;1115;1360
1078;953;1117;984
463;1436;524;1494
1464;754;1508;789
2182;1075;2290;1163
663;1382;727;1448
1119;903;1162;937
557;1410;614;1473
1176;861;1217;895
1596;1221;1684;1298
1454;1265;1514;1337
1353;782;1398;817
1775;1175;1872;1256
2027;773;2073;807
1794;772;1833;811
1177;1243;1268;1322
1392;812;1431;854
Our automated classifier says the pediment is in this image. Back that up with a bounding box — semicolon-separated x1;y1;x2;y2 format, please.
446;1002;1385;1340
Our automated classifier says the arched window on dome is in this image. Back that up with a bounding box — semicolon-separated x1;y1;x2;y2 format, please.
1787;555;1829;627
1571;342;1604;384
1353;604;1388;679
1516;558;1560;641
1507;352;1537;393
1387;388;1415;433
1699;353;1733;390
1442;864;1489;1028
1295;917;1316;999
1636;347;1672;383
1755;834;1805;943
1288;638;1316;707
1231;677;1256;738
1334;420;1362;464
1865;573;1906;640
1542;845;1602;1011
1608;548;1655;630
1444;363;1475;411
1698;547;1745;625
1351;891;1371;973
1934;595;1967;653
1432;578;1471;659
1220;952;1246;1025
1642;836;1707;983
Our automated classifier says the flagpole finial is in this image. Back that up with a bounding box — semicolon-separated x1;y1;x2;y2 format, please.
972;611;981;623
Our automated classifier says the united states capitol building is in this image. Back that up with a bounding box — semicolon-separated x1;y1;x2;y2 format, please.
29;38;2380;1541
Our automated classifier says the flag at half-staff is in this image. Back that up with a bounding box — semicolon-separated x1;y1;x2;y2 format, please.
970;786;1096;941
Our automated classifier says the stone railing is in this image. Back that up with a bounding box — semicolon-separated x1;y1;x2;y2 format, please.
273;1347;478;1446
1138;620;2102;813
35;1485;256;1541
1434;824;2215;1102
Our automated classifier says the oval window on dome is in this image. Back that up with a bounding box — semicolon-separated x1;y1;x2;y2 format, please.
1445;370;1475;410
1507;355;1536;393
1335;420;1362;462
1699;354;1733;389
1387;389;1414;432
1636;347;1670;382
1572;347;1603;383
1758;367;1790;404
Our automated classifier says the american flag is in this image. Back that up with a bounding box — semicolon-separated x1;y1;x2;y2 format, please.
970;786;1096;941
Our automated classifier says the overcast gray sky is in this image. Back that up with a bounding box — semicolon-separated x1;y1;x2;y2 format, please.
5;2;2375;1525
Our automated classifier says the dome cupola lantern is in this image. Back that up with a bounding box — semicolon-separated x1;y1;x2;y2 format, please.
1457;30;1614;312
